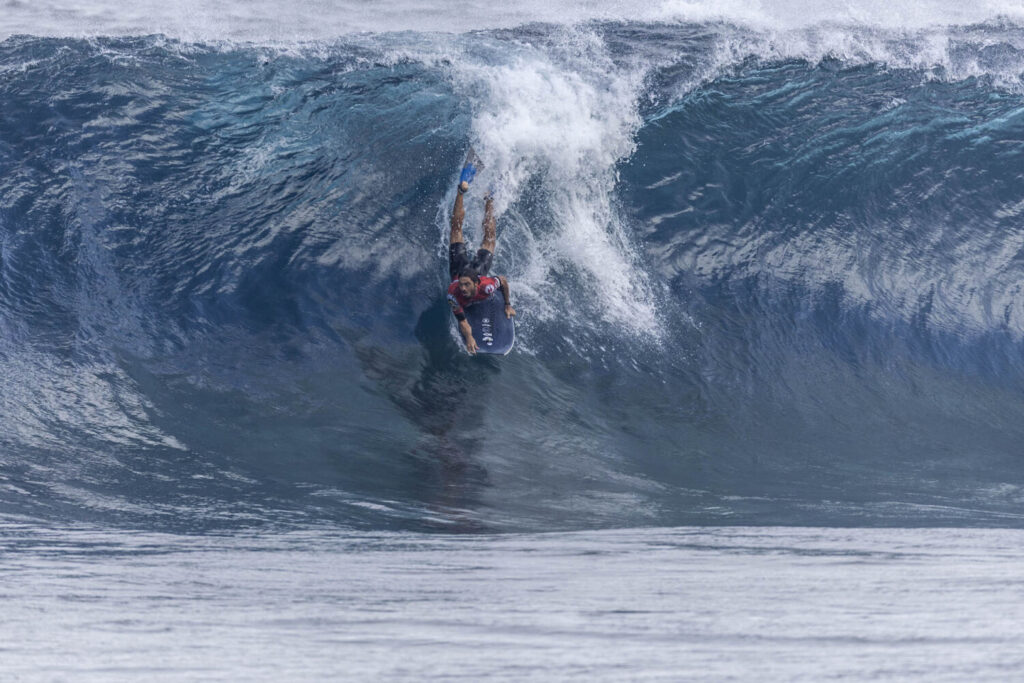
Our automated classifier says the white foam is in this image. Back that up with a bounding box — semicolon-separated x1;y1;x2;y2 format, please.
5;1;1024;95
444;28;660;337
3;0;1023;42
653;0;1024;31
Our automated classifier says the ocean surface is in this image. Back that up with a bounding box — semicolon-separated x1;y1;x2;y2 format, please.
5;524;1024;681
3;0;1024;678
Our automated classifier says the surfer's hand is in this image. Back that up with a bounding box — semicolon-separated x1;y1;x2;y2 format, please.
465;336;478;354
505;304;516;319
458;181;469;194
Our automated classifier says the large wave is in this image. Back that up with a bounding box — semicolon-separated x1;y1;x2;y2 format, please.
3;6;1024;531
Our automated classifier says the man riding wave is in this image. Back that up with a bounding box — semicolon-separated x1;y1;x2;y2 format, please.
447;173;515;354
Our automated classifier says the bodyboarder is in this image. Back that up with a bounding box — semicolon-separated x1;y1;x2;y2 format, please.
446;162;515;354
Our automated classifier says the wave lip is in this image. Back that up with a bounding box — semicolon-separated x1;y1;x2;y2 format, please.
4;0;1024;42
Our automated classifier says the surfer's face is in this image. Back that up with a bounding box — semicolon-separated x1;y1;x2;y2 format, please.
458;276;478;298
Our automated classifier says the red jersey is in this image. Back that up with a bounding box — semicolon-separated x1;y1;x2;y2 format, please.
447;276;500;317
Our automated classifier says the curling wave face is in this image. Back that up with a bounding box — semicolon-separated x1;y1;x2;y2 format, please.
3;11;1024;531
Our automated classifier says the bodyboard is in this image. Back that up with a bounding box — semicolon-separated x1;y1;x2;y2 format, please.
464;294;515;355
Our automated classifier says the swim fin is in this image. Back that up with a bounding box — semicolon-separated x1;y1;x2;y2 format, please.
458;147;484;192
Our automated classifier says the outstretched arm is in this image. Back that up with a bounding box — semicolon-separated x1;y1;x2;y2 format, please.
498;276;515;319
449;296;477;354
458;318;478;354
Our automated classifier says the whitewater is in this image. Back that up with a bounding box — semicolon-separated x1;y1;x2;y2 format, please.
3;0;1024;679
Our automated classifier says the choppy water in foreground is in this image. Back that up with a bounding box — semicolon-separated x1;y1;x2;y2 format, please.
3;524;1023;681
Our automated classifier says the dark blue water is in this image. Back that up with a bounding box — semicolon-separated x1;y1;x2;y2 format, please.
3;21;1024;532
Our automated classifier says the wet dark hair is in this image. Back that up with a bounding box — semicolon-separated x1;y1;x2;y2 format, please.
459;267;481;282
